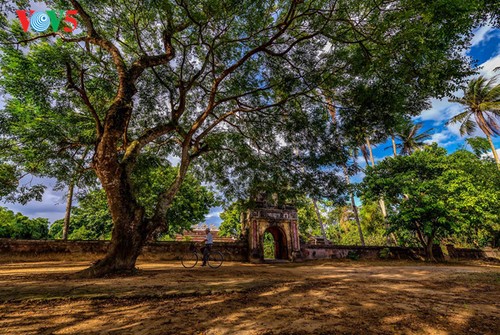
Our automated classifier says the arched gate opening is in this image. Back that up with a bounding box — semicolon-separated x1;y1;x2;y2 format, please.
263;226;288;260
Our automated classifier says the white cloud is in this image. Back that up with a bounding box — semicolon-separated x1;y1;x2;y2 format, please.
416;99;463;124
424;127;464;148
205;206;223;226
2;177;69;223
205;209;223;219
425;131;452;146
167;155;181;166
477;53;500;78
416;50;500;142
482;148;500;160
353;152;385;168
351;171;365;184
469;26;496;48
445;121;486;138
425;120;486;148
205;207;223;227
355;154;367;166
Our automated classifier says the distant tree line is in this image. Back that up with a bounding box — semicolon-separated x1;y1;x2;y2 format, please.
0;207;49;240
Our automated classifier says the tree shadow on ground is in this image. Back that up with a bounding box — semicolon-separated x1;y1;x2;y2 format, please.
0;261;498;334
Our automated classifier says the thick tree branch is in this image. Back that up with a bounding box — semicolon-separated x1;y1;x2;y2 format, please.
68;0;133;109
65;62;103;136
148;145;191;235
187;1;301;139
128;31;176;82
137;123;177;148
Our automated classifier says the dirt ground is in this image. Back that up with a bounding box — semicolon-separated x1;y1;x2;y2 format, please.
0;258;498;335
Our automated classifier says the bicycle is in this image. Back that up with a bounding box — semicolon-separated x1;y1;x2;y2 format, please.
180;243;224;269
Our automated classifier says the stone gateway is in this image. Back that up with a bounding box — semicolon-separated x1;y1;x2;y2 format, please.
241;200;301;262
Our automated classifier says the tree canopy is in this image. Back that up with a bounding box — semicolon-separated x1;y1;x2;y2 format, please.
362;145;500;259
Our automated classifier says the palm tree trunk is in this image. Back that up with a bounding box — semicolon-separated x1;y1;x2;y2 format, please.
62;181;75;241
350;194;364;246
391;135;397;157
366;137;376;167
312;199;329;244
360;144;370;166
343;166;365;246
486;134;500;169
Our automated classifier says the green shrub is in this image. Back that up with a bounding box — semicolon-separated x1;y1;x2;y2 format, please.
347;250;360;260
379;247;392;259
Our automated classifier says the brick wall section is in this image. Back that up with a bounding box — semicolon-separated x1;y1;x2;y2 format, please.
0;239;248;262
299;244;493;261
0;239;109;254
483;247;500;259
0;239;495;262
300;244;426;260
445;244;486;260
142;241;248;261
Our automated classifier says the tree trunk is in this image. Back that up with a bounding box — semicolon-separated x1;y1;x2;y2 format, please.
351;194;364;246
343;166;364;246
425;241;434;262
77;138;191;278
486;134;500;170
360;144;370;166
77;167;148;278
83;212;146;277
366;137;376;167
417;225;436;262
62;181;74;241
391;135;397;158
378;197;397;245
312;198;329;244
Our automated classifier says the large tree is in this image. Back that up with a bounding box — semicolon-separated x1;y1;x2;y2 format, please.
362;145;500;260
0;0;494;276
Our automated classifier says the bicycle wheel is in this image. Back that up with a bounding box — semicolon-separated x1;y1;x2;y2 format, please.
181;252;198;268
208;251;223;269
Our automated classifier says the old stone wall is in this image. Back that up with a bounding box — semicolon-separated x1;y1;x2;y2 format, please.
445;244;487;260
0;239;248;261
299;244;495;261
300;244;426;260
483;247;500;260
0;239;495;262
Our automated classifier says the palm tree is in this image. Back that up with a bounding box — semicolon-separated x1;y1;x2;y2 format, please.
448;75;500;168
395;122;433;155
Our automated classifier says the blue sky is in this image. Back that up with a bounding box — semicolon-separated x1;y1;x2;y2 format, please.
2;26;500;226
356;25;500;174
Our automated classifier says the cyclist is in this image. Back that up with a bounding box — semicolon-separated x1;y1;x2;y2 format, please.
200;227;213;267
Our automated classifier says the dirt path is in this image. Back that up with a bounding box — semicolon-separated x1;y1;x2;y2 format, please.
0;260;498;334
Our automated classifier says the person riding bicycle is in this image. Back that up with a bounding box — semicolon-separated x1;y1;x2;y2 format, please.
200;227;213;267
